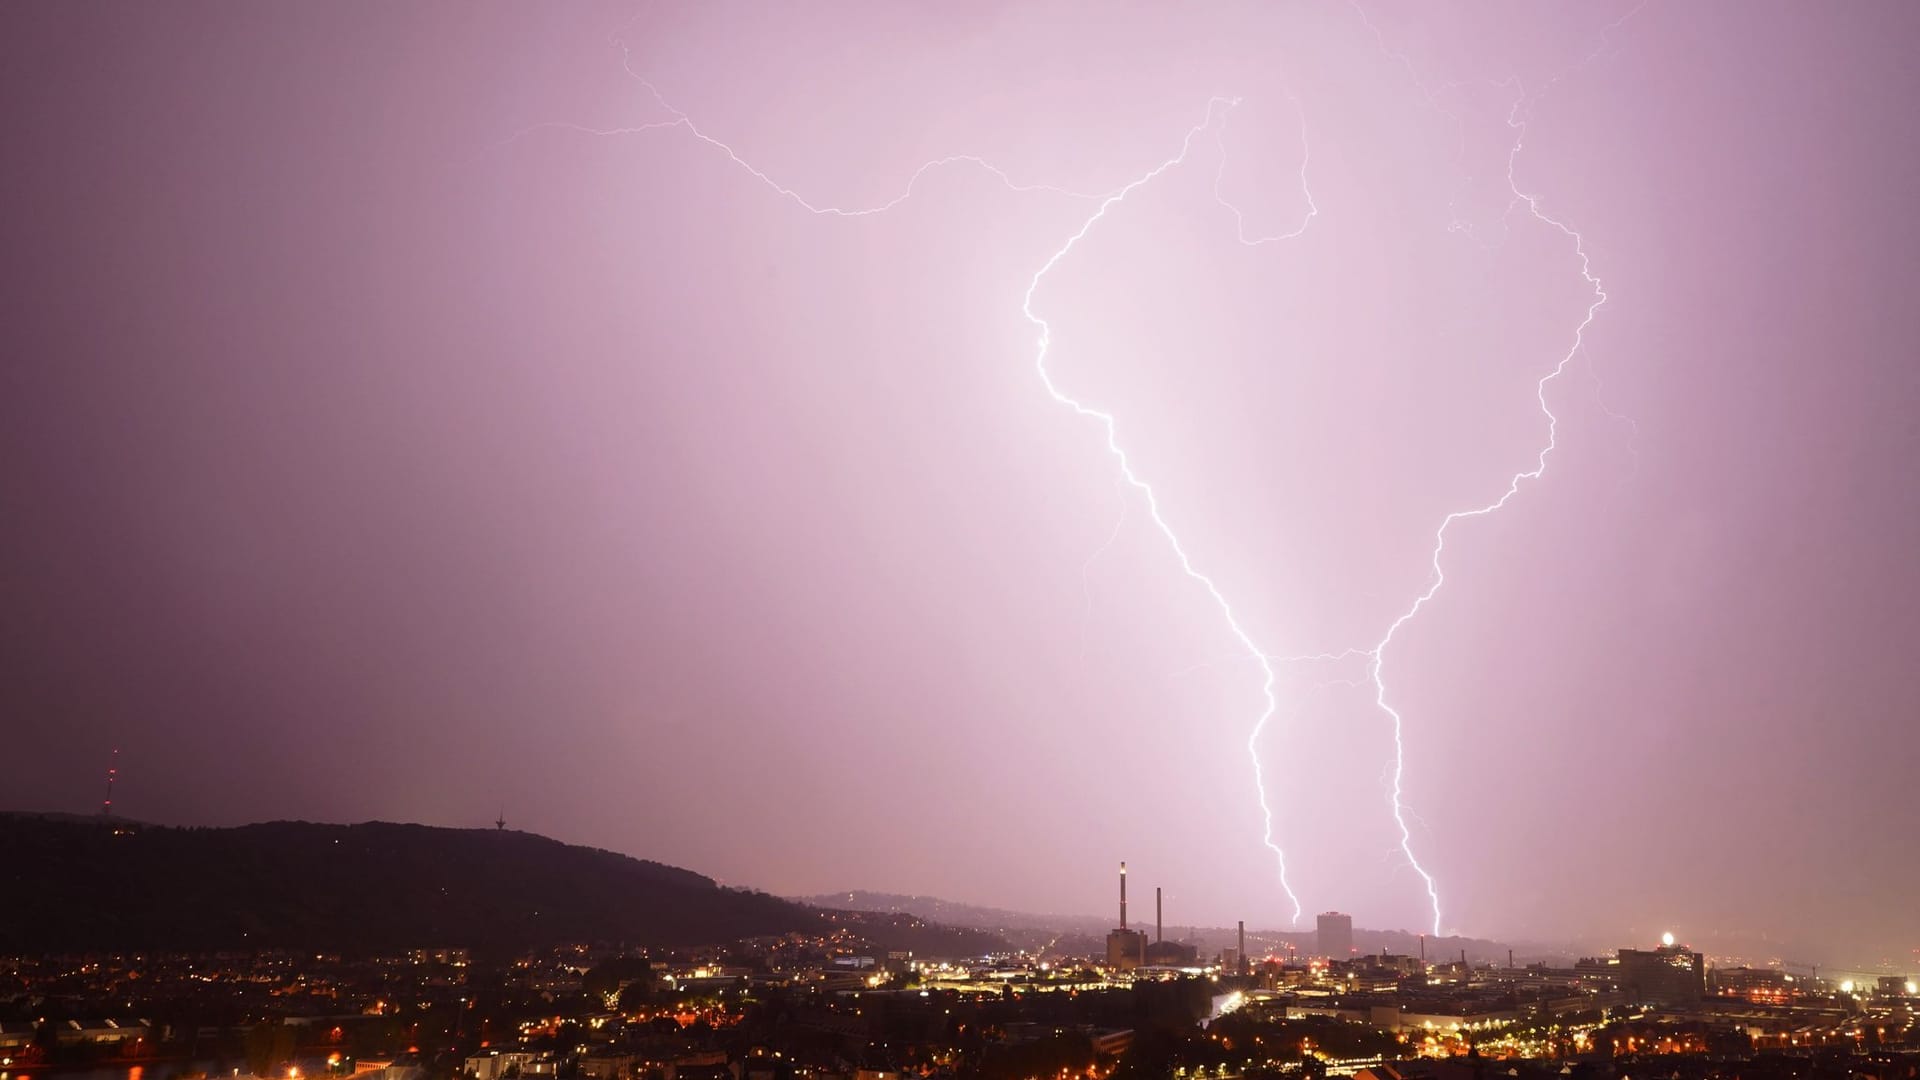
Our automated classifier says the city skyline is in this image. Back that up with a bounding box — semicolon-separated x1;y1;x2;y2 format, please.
3;1;1917;965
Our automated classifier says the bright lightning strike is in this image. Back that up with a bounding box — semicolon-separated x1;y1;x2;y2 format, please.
1364;76;1610;937
540;69;1325;921
514;66;1319;918
1023;95;1317;925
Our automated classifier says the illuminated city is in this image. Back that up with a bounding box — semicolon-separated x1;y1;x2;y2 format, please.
2;2;1916;1080
0;846;1915;1080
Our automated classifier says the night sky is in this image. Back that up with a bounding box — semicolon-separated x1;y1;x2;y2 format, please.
3;3;1916;966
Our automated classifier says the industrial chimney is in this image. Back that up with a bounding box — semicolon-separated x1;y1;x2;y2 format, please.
1155;887;1163;943
1119;861;1128;930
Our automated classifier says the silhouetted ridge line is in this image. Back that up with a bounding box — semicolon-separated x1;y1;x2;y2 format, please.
0;817;1004;956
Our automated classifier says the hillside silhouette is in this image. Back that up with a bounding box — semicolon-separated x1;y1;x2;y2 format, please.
0;815;1002;956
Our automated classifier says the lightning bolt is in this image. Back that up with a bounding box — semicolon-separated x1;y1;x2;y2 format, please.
1214;93;1318;246
533;7;1631;937
1585;353;1642;479
1353;23;1620;934
500;51;1119;215
1024;95;1319;925
530;55;1322;921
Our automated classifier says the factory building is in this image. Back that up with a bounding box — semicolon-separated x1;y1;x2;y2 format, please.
1143;886;1199;967
1104;862;1147;969
1101;863;1206;969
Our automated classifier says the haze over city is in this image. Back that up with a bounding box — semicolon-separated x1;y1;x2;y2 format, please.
4;1;1917;970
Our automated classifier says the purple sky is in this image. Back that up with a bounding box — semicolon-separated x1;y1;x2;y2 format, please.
3;2;1917;966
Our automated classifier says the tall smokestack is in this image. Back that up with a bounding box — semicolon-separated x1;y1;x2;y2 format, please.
1155;887;1163;943
1508;949;1514;969
1119;861;1127;929
1238;921;1246;975
1419;934;1426;964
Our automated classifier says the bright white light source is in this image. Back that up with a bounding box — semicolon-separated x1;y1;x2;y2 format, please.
1660;932;1674;947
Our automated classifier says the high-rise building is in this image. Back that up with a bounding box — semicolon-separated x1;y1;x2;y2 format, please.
1617;937;1706;1004
1317;911;1354;959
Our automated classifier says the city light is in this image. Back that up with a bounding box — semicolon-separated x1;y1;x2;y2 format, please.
1661;932;1675;947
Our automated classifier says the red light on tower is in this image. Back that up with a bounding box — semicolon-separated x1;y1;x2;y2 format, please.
101;748;118;817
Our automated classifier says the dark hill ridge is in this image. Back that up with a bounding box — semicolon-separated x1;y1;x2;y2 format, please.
799;890;1114;937
0;816;1003;956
